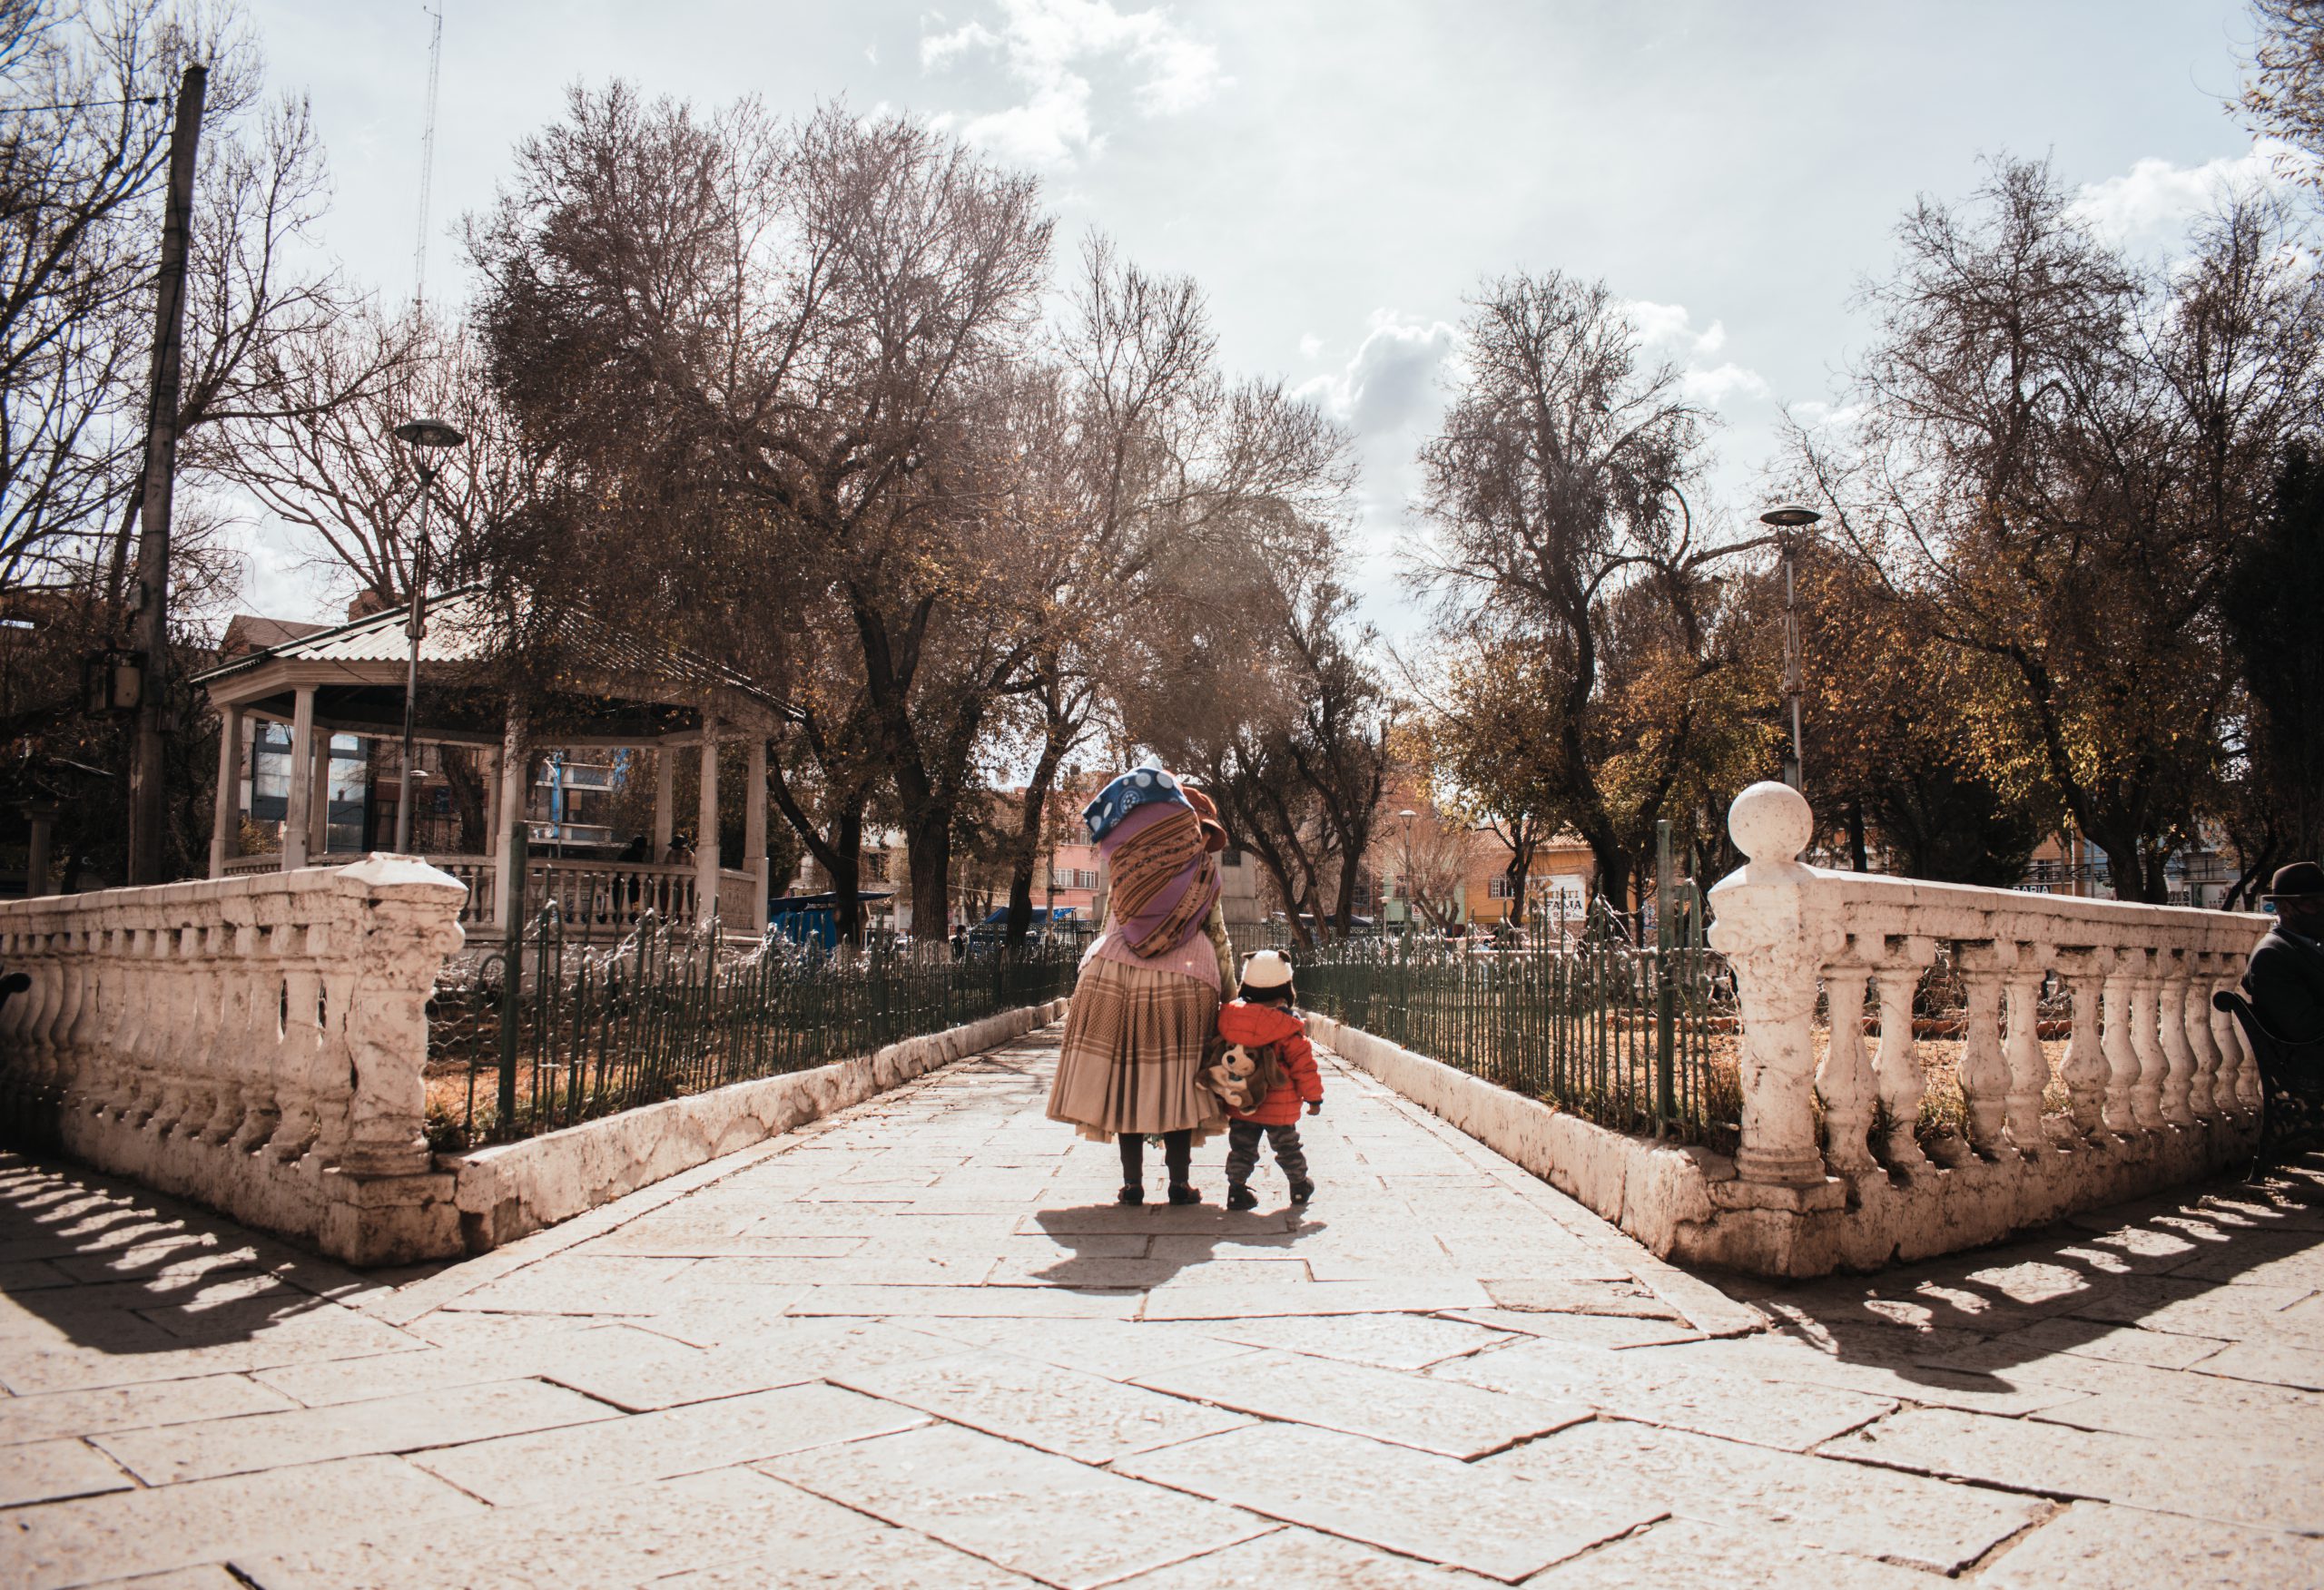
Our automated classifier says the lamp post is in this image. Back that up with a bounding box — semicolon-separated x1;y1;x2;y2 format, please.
391;417;466;852
1758;504;1821;792
1397;808;1416;937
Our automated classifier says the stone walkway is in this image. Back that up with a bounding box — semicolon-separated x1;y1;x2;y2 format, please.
2;1026;2322;1588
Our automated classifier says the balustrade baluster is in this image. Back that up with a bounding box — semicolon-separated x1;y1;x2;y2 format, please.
2002;950;2051;1153
2053;949;2107;1136
2181;951;2224;1122
1871;950;1930;1169
1816;961;1876;1174
2212;959;2259;1117
2101;953;2142;1134
2156;950;2199;1127
1955;946;2012;1158
2129;957;2167;1131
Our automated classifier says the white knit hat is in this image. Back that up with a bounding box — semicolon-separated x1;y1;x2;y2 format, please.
1240;948;1294;992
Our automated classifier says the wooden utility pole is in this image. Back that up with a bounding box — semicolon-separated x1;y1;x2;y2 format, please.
125;64;208;885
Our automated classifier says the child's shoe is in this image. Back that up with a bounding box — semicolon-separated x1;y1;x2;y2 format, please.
1287;1179;1315;1206
1225;1183;1258;1211
1117;1184;1144;1206
1167;1182;1202;1205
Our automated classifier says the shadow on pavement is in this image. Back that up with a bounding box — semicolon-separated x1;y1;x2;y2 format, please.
1707;1152;2324;1390
0;1150;361;1355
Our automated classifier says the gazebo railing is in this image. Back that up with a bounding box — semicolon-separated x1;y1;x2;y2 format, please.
217;852;758;937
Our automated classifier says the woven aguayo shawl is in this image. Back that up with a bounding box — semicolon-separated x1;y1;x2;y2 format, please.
1098;794;1221;959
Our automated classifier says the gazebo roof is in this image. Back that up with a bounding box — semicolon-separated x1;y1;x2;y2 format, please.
193;586;779;744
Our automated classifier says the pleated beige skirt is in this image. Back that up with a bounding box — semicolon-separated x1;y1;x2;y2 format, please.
1048;955;1224;1142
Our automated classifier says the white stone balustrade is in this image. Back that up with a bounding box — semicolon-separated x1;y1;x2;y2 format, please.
1704;782;2268;1273
0;855;468;1264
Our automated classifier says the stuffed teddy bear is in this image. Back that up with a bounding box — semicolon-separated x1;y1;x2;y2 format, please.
1200;1040;1282;1114
1201;1043;1262;1112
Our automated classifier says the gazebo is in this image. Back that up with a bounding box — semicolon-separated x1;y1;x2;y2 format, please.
192;588;783;941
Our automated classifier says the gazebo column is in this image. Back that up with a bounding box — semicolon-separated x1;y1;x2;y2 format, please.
495;705;527;936
209;704;243;878
745;738;769;933
481;741;500;858
24;801;55;897
283;686;316;869
653;748;675;857
305;729;330;860
695;720;721;929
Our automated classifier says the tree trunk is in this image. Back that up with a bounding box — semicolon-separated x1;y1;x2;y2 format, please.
1004;731;1071;946
1846;799;1869;873
905;807;953;944
764;752;869;944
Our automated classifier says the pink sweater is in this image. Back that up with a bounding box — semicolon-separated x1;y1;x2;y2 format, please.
1081;922;1221;994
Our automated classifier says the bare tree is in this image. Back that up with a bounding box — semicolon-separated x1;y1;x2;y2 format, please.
1797;161;2324;900
1412;270;1765;911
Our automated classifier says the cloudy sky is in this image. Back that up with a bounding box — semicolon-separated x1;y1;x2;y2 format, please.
237;0;2279;633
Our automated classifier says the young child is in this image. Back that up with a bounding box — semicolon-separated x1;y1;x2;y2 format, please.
1216;948;1324;1209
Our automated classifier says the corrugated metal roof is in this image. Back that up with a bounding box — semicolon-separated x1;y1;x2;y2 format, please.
192;585;776;709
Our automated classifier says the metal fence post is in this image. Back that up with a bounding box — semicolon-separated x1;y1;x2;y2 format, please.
495;822;529;1136
1655;818;1677;1134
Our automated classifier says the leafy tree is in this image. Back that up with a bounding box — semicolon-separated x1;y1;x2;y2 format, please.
1410;271;1773;910
1797;161;2324;900
2219;443;2324;899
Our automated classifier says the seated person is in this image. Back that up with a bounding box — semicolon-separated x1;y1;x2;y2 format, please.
2246;861;2324;1047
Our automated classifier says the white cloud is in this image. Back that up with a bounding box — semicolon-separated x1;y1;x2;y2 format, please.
1297;332;1323;359
1628;299;1728;361
1295;310;1460;433
2069;138;2308;247
918;0;1226;168
1628;299;1766;408
1680;361;1769;407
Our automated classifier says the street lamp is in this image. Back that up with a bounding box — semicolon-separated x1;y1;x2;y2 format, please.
1758;504;1821;792
391;417;466;852
1397;808;1416;936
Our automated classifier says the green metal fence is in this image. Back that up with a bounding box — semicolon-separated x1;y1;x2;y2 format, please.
1285;898;1737;1143
427;908;1080;1147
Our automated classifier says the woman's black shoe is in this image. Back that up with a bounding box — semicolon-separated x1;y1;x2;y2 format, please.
1118;1184;1145;1206
1167;1182;1201;1205
1225;1184;1258;1211
1287;1179;1315;1205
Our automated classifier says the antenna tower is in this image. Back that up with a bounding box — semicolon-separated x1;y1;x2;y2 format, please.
413;4;443;309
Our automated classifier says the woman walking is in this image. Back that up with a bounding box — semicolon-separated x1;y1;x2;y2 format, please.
1048;760;1235;1204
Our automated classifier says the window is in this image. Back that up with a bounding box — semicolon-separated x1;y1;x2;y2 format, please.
1488;874;1515;899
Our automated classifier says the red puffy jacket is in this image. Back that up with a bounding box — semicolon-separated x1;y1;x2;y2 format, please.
1215;998;1323;1125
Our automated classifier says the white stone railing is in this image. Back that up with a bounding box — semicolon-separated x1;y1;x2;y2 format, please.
1701;782;2265;1266
0;856;468;1264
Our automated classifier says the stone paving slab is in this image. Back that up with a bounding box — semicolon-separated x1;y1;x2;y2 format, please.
836;1347;1253;1460
0;1455;482;1590
1114;1421;1661;1582
5;1035;2324;1585
1137;1347;1585;1458
413;1381;928;1507
1980;1500;2324;1588
0;1375;296;1447
1523;1516;1939;1588
1436;1337;1896;1451
94;1378;616;1485
242;1467;857;1590
1493;1417;2046;1575
541;1318;954;1410
0;1439;131;1508
249;1320;695;1408
763;1421;1275;1589
1822;1405;2324;1534
1107;1524;1502;1587
1203;1309;1503;1370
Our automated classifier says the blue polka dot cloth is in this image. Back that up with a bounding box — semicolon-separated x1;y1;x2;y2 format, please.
1081;758;1189;844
